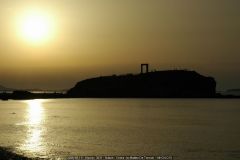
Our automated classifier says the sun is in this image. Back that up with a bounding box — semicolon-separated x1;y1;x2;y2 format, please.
18;10;54;43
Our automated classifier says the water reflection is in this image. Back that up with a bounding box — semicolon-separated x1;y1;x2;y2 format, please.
21;100;45;153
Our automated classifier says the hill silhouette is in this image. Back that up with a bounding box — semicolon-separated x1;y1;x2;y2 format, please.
67;70;216;98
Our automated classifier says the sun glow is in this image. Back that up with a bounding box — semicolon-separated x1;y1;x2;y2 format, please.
18;10;54;43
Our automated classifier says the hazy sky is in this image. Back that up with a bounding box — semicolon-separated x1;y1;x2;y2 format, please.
0;0;239;90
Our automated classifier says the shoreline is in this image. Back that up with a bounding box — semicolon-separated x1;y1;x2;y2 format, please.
0;90;240;101
0;147;32;160
1;96;240;101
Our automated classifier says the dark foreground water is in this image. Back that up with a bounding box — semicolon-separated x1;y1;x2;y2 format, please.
0;99;240;160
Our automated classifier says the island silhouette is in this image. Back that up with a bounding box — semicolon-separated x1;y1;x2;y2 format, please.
67;67;216;98
0;64;239;100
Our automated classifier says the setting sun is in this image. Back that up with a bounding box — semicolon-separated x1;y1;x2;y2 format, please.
18;10;54;43
0;1;240;159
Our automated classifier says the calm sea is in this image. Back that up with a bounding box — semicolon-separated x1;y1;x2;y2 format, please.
0;99;240;160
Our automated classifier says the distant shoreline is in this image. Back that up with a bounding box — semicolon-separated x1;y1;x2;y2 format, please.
0;92;240;101
1;70;240;100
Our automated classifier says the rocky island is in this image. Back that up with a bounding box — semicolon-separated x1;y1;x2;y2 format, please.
3;64;239;99
67;69;216;98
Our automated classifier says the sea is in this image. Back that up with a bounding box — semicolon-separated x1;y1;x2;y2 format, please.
0;99;240;160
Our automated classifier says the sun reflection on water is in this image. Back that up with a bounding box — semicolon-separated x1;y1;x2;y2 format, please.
21;99;45;154
28;100;43;125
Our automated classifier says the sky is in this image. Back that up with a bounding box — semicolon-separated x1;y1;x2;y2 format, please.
0;0;239;90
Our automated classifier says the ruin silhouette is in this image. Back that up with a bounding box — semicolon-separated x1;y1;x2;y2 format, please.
141;64;149;74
